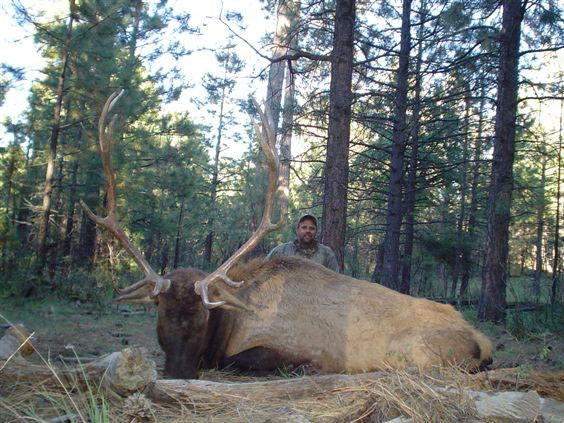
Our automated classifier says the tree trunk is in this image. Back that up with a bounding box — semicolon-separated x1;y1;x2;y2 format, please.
1;146;18;274
552;100;563;306
75;200;97;268
160;239;169;275
399;100;418;294
520;246;528;275
478;0;525;323
400;3;425;294
62;160;79;260
351;237;359;277
460;84;486;300
264;0;294;137
321;0;356;271
145;231;155;264
36;0;75;273
2;149;17;224
451;93;471;299
278;33;298;225
533;145;547;302
378;0;412;290
203;49;231;269
252;0;297;250
173;197;185;269
47;152;66;280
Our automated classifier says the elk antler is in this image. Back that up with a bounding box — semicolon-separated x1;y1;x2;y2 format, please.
80;90;171;300
193;99;288;308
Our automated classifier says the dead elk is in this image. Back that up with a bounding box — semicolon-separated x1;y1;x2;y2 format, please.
127;257;493;379
82;91;493;379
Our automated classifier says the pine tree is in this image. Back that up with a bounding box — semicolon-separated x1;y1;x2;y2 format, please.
478;0;526;322
321;0;356;271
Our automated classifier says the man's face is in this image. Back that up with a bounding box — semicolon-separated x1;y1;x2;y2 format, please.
296;219;317;245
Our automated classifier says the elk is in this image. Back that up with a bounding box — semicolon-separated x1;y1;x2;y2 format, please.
81;91;493;379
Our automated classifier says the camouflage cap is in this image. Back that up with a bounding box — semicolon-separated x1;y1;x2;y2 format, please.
297;214;317;227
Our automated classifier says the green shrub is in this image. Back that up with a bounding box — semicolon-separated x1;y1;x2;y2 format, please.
506;305;564;339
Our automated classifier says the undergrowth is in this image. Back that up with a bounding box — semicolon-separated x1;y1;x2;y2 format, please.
0;313;112;423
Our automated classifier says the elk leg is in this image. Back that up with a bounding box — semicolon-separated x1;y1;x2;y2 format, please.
221;347;312;374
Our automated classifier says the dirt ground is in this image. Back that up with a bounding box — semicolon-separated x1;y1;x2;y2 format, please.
1;297;563;376
1;299;165;372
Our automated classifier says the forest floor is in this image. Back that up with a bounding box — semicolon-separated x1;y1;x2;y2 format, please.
1;298;165;371
2;297;564;422
2;296;563;375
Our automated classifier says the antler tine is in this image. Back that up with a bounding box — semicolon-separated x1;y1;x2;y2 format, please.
80;90;171;298
251;99;288;234
194;99;288;309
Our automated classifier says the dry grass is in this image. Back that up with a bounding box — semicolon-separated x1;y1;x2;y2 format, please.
1;366;493;423
132;368;483;422
5;360;564;422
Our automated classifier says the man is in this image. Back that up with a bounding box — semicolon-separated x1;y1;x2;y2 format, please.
266;214;339;272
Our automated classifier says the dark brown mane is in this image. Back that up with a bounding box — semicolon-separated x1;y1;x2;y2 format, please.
226;257;268;282
168;267;207;283
226;256;319;283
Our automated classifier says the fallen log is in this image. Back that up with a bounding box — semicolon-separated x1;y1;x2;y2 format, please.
0;346;156;395
383;390;564;423
470;368;564;402
0;324;34;360
146;371;387;403
143;370;564;422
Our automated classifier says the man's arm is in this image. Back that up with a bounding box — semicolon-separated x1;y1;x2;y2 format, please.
324;247;340;273
265;244;284;261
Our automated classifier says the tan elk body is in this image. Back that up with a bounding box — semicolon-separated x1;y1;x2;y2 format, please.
84;91;492;379
227;258;492;373
150;258;492;377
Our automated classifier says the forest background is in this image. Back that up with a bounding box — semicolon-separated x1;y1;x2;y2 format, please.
1;0;564;333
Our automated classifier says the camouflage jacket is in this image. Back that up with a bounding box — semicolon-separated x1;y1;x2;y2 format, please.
265;239;339;272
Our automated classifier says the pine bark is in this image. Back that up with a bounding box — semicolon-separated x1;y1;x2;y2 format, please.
451;94;471;299
552;100;563;305
47;150;67;280
378;0;412;290
460;85;486;300
264;0;294;137
1;147;18;274
321;0;356;271
160;239;169;275
36;0;75;272
278;59;296;221
173;198;185;269
75;206;97;268
203;56;230;269
400;4;424;294
478;0;525;322
255;1;297;251
62;160;79;259
532;148;546;302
